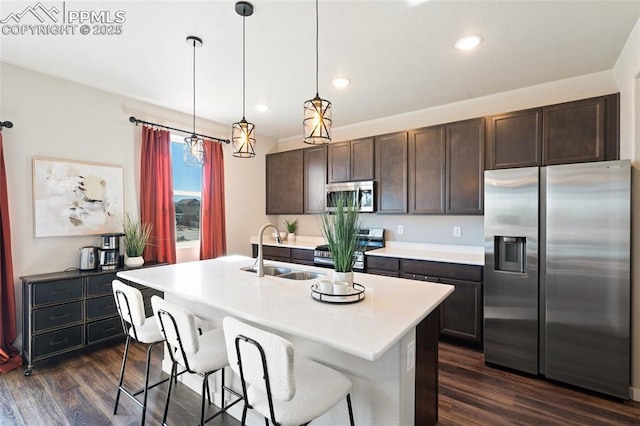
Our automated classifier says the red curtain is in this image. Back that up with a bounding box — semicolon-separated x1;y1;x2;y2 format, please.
140;127;176;264
0;132;21;373
200;140;227;259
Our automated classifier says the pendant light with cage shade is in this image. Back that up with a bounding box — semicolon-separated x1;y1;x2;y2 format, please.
303;0;332;145
184;36;205;165
232;1;256;158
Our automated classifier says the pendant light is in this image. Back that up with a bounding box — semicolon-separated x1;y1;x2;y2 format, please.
184;35;205;165
232;1;256;158
303;0;332;145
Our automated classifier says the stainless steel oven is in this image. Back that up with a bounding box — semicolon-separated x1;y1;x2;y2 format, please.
325;181;375;213
313;228;384;271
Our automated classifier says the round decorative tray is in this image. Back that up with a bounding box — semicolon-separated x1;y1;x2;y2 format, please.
311;282;365;304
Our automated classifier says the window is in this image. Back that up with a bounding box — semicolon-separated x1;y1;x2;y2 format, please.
171;135;202;245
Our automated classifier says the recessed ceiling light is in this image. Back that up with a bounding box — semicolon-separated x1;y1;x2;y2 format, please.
255;104;269;112
331;77;351;88
455;35;482;51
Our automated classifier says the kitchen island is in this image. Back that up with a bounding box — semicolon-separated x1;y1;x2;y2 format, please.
117;255;453;425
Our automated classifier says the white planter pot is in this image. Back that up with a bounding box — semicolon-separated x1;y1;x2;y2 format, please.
333;271;354;285
125;256;144;268
287;232;296;242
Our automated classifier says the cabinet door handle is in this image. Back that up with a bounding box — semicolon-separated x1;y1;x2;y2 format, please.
50;313;70;321
51;288;70;295
101;304;114;309
49;337;69;346
102;326;115;332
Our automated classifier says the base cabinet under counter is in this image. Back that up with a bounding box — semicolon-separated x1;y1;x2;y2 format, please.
21;264;164;375
401;259;483;348
367;255;483;348
251;244;315;266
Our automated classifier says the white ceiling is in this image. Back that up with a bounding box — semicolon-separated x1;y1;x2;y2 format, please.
2;1;640;140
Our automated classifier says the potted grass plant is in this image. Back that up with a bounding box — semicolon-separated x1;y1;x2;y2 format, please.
318;192;362;285
284;219;298;242
122;213;152;267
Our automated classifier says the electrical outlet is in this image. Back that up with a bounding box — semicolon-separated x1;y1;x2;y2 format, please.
397;225;404;235
453;226;461;237
407;340;416;373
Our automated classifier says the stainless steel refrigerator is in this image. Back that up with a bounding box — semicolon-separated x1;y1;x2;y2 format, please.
484;160;630;400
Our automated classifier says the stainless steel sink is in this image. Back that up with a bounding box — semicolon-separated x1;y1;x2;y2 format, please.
278;271;325;281
240;266;293;276
240;265;325;280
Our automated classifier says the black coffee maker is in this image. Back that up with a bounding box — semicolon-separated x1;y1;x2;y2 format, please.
99;233;124;270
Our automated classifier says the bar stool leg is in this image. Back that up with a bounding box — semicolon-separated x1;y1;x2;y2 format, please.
140;342;156;425
114;336;131;414
200;372;212;425
347;393;355;426
162;362;178;426
220;368;225;409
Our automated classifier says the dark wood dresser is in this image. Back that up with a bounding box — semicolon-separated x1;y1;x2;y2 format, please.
20;263;164;376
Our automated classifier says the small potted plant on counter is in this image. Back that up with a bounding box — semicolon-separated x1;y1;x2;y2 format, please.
123;213;152;267
318;193;362;285
284;219;298;242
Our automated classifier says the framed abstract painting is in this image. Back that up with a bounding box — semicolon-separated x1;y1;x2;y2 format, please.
32;157;124;237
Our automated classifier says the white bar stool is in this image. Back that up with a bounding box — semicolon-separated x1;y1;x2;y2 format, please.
222;316;355;426
152;296;242;425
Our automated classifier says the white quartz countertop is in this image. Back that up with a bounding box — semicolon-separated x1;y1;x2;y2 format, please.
367;242;485;266
117;255;453;361
251;237;485;266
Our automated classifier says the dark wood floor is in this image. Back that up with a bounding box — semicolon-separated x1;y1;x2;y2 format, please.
0;340;638;425
438;343;640;425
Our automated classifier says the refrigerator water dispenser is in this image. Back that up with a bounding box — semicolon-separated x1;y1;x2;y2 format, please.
495;236;525;273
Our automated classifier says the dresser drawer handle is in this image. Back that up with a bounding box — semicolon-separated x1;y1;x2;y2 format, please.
51;288;70;295
50;313;70;321
102;326;116;332
49;337;69;346
100;304;114;309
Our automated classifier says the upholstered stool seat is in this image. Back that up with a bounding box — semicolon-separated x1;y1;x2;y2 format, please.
223;316;355;426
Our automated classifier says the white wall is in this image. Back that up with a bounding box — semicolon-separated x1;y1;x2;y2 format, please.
613;16;640;401
0;62;275;350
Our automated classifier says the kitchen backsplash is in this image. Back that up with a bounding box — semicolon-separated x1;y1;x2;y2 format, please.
270;214;484;246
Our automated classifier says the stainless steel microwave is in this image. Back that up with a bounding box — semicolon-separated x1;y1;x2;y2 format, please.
325;181;375;212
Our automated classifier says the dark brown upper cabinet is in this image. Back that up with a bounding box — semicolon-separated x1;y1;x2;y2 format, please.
543;95;617;165
328;137;374;183
487;108;542;169
375;132;408;213
409;125;446;214
303;146;327;214
266;149;304;214
486;93;619;170
446;118;485;215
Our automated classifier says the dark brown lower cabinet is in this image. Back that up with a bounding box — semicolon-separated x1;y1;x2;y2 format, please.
290;248;315;266
21;265;163;375
366;255;400;277
251;245;315;266
437;278;482;346
399;258;483;348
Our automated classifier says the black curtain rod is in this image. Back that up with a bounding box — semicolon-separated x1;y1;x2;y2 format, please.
128;116;230;145
0;121;14;130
